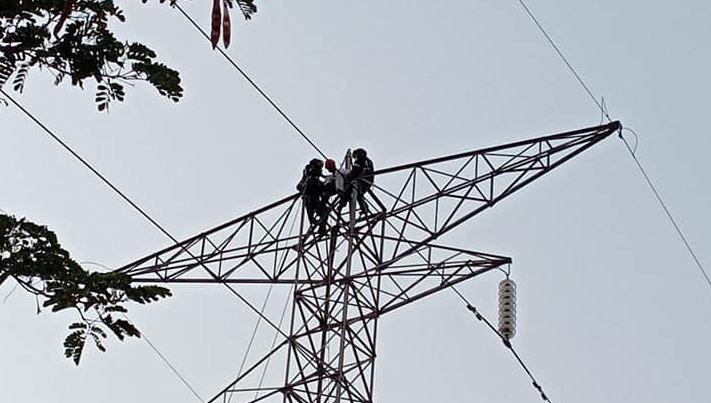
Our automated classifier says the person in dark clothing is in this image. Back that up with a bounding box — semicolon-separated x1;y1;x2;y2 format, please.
297;158;324;193
351;148;374;192
348;148;374;214
297;158;328;235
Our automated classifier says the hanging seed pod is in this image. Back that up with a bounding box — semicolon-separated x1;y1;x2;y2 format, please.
498;278;517;340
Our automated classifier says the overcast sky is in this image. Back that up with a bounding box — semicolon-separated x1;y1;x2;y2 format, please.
2;1;710;402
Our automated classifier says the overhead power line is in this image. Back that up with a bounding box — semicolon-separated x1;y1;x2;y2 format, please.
172;3;328;160
515;0;611;122
2;88;206;400
1;89;180;246
619;135;711;289
514;0;711;294
78;262;203;402
451;286;554;403
124;314;206;403
4;4;329;397
0;88;286;400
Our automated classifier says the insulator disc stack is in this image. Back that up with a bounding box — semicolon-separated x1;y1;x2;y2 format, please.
498;278;517;340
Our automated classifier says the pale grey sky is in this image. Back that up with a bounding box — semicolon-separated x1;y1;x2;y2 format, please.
1;1;710;402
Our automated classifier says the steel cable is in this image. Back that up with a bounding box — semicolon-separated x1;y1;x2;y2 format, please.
172;2;328;160
451;286;553;402
0;88;288;400
514;0;711;293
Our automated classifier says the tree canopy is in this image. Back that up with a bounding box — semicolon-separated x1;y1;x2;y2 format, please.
0;0;257;111
1;213;172;365
0;0;259;364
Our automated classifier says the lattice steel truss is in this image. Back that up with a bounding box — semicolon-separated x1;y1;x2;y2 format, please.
117;121;620;403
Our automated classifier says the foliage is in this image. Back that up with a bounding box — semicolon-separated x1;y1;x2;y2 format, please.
0;0;257;111
0;213;171;365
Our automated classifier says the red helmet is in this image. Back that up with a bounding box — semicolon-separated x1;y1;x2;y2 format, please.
325;159;337;171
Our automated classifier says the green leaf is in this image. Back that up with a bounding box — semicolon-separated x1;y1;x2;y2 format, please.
63;329;87;366
90;331;106;352
236;0;258;20
0;56;15;88
90;325;108;339
68;322;88;330
1;213;172;365
12;64;29;93
1;0;200;111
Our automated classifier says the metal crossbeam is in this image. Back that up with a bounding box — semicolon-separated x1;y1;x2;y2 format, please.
116;121;620;403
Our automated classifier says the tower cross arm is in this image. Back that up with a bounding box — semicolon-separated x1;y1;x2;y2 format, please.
351;121;620;264
116;193;307;284
117;121;620;288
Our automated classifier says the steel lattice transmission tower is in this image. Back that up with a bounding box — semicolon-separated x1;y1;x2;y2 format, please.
117;121;620;403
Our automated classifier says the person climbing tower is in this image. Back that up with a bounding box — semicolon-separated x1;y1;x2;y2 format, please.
297;158;323;193
297;158;328;235
349;148;374;214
